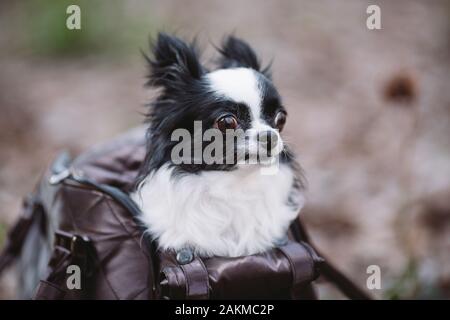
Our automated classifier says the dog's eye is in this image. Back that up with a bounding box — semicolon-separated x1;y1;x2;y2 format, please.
215;115;238;132
274;111;287;131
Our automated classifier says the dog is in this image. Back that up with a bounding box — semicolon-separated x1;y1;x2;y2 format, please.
131;33;306;258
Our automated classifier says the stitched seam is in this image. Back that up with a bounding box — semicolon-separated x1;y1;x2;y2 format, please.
197;258;210;299
129;286;148;300
59;186;121;299
303;245;315;281
278;246;297;285
296;245;314;283
84;195;120;299
105;199;143;249
180;264;190;298
105;199;150;299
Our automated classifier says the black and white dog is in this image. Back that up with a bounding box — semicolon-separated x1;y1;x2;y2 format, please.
131;33;305;258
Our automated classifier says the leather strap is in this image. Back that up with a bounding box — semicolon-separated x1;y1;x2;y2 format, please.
180;258;210;300
53;230;95;277
0;194;43;274
34;245;72;299
290;218;372;300
278;242;315;287
33;230;95;300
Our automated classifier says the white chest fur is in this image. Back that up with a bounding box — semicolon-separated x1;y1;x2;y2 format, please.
131;164;304;257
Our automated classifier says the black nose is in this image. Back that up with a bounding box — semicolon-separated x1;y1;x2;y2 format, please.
257;130;278;150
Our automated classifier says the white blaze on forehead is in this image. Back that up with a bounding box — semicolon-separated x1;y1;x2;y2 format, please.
207;68;263;122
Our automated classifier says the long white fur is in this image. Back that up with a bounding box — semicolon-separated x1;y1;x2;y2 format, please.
132;67;303;257
132;163;303;257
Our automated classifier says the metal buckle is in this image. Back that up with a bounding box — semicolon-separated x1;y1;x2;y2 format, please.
70;234;91;255
49;169;71;185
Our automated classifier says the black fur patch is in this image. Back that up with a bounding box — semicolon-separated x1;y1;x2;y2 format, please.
134;33;303;189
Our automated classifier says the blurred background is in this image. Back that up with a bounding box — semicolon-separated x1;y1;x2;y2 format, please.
0;0;449;299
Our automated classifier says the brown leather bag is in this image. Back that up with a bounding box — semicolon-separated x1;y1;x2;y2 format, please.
0;127;370;300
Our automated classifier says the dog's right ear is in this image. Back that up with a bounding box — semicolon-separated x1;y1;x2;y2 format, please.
216;35;271;78
144;33;204;93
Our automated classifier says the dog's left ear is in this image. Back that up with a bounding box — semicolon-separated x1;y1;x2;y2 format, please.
217;36;271;78
144;33;205;94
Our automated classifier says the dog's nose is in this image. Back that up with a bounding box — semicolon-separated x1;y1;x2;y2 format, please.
257;130;278;150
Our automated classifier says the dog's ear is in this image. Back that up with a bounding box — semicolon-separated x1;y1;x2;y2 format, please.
145;33;204;92
217;35;271;78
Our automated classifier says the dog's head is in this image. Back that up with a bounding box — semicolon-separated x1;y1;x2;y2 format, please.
139;33;294;179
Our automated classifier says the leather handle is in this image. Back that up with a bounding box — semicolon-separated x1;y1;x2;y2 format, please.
278;242;315;287
180;258;210;300
290;218;373;300
159;256;210;300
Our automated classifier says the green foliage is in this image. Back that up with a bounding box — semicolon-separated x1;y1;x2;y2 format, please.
384;258;444;299
19;0;157;58
384;259;419;299
0;222;6;249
